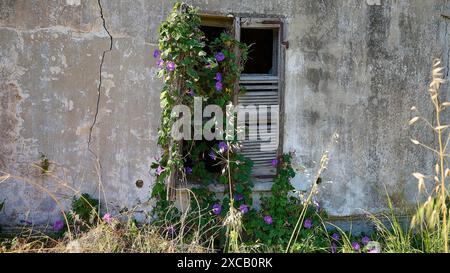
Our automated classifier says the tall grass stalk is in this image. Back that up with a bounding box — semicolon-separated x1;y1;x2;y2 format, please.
285;132;339;253
410;58;450;252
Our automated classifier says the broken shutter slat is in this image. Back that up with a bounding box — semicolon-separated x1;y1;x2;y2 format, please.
238;73;280;178
236;18;283;180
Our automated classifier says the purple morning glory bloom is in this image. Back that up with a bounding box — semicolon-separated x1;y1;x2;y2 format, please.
218;141;228;153
215;52;225;62
239;204;249;214
304;218;313;229
186;89;195;96
212;203;222;215
208;150;216;160
331;233;341;241
215;72;222;82
53;220;64;232
235;194;244;201
166;225;175;235
352;242;361;251
156;166;165;176
185;167;193;175
153;49;161;58
264;215;273;225
157;59;164;68
271;159;278;167
166;61;175;71
215;81;223;92
362;236;371;245
331;242;337;253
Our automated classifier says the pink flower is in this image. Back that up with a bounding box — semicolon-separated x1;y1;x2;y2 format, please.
156;166;165;176
102;213;112;223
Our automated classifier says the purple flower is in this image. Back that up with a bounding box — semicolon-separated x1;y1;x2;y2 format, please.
166;61;176;71
208;150;216;160
235;194;244;201
166;225;175;236
153;49;161;58
156;166;165;176
53;220;64;232
215;52;225;62
352;242;361;251
212;203;222;215
264;215;273;225
304;218;313;229
331;242;337;253
239;204;249;214
362;236;371;245
157;59;164;68
218;141;228;153
102;213;112;223
205;63;212;69
215;81;223;92
186;89;195;96
215;72;222;82
271;159;279;167
185;167;193;175
331;233;341;241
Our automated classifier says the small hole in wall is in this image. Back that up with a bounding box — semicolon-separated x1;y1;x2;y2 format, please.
135;180;144;188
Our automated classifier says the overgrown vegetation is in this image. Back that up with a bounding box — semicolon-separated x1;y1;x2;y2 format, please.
1;2;449;254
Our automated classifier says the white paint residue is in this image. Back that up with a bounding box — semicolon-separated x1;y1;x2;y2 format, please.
65;0;81;6
50;66;61;75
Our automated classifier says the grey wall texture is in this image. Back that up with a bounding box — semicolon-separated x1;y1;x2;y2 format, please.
0;0;449;226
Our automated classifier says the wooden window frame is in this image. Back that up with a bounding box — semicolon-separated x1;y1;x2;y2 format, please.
199;14;286;181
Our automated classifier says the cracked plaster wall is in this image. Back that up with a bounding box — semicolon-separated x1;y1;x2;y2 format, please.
0;0;450;226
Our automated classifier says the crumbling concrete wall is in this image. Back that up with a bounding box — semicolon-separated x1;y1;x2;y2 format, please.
0;0;449;226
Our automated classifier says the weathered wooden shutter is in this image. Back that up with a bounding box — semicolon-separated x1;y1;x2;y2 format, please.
236;18;284;181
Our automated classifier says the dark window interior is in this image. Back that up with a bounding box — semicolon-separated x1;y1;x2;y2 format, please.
200;25;227;55
241;28;277;75
201;25;227;42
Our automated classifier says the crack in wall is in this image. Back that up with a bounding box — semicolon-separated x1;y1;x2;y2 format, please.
88;0;113;150
87;0;113;209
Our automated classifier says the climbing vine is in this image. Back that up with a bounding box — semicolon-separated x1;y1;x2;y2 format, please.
149;2;327;251
149;2;251;233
